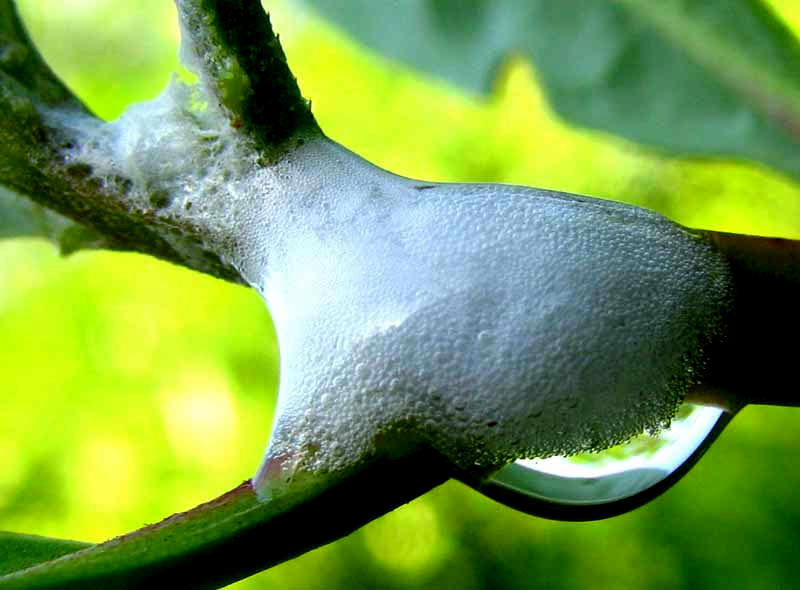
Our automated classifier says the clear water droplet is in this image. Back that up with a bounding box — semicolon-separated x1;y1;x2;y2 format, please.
461;404;732;520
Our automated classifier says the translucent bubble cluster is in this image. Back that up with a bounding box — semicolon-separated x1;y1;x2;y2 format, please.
251;137;733;493
42;78;276;276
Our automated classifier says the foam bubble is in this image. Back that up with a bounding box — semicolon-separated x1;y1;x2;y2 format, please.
252;137;732;494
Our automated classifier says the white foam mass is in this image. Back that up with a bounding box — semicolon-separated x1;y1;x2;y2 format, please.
43;78;270;275
251;136;732;492
47;85;731;491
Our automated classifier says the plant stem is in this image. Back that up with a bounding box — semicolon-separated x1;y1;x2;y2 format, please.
687;231;800;411
0;454;450;589
177;0;318;150
0;0;316;282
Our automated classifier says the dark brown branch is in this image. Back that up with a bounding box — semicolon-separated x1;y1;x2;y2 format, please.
176;0;319;152
688;231;800;411
0;1;85;109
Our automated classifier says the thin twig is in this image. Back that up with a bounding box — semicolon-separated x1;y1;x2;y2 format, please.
0;0;316;282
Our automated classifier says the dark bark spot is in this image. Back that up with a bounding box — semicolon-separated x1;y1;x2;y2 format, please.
149;190;171;209
65;162;92;180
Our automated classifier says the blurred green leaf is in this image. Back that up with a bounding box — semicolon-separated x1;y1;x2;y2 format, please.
0;185;68;240
300;0;800;179
0;531;89;576
0;185;108;253
3;2;800;589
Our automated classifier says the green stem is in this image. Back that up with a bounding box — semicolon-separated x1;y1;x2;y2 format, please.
0;455;450;589
0;533;90;576
177;0;319;149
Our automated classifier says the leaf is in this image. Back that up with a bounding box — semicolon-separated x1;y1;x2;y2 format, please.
0;185;67;239
299;0;800;180
0;531;89;576
0;185;109;254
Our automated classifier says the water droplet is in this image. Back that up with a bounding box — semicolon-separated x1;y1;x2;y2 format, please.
461;404;732;520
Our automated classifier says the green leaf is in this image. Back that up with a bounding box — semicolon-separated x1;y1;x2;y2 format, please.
300;0;800;179
0;185;109;254
0;531;89;576
0;185;68;240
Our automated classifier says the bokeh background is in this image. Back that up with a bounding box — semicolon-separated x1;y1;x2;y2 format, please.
2;1;799;588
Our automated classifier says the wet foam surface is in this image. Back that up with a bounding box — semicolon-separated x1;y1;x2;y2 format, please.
46;83;732;491
253;138;732;491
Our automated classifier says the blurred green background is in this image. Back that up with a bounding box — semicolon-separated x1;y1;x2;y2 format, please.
2;1;800;588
